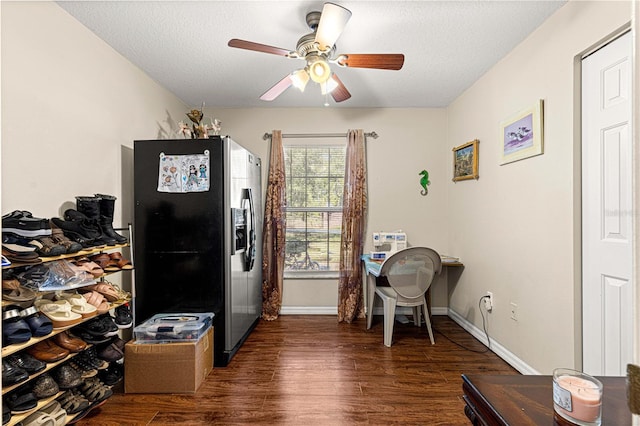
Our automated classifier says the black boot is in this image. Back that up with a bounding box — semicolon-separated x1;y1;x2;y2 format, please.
95;194;127;244
75;196;117;246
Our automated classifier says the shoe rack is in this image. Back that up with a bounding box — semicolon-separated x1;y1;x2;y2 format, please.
2;225;134;426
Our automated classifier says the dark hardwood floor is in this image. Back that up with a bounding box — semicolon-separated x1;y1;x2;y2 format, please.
80;315;518;425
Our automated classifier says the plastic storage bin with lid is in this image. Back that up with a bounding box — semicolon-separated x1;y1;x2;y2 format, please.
133;312;213;343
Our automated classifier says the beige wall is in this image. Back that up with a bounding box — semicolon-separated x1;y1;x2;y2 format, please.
1;1;187;223
446;0;631;374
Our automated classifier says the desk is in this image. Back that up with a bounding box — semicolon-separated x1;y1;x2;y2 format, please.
462;374;631;425
362;254;463;329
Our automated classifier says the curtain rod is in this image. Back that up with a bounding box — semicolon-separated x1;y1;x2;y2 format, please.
262;131;378;140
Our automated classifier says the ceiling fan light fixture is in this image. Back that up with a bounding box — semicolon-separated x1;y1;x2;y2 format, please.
315;3;352;52
290;69;310;92
309;58;331;83
228;2;402;104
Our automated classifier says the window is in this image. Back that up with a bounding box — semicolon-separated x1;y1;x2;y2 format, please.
284;144;346;275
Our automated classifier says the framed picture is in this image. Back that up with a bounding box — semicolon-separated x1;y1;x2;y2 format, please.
452;139;479;182
500;99;544;165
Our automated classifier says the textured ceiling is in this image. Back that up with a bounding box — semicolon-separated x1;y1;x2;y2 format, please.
57;1;567;108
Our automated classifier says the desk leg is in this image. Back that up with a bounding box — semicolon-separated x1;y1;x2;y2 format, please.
366;273;376;329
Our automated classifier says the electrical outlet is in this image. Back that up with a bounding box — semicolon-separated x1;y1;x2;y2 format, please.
510;302;518;321
484;292;493;312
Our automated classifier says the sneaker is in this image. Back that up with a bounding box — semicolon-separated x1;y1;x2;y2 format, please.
2;211;51;238
76;347;108;371
67;360;98;379
97;315;119;337
114;303;132;329
75;315;113;337
98;362;123;386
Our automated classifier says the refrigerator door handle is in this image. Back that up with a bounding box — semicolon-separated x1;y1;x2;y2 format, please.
244;188;256;271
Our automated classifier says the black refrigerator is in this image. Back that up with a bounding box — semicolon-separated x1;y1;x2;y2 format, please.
133;136;262;366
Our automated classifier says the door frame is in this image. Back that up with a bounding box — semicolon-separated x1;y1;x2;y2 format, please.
574;21;634;371
632;4;639;421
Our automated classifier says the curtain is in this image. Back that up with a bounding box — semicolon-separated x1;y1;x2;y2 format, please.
337;129;367;323
261;130;286;320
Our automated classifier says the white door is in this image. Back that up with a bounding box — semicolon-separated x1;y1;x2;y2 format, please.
582;31;633;376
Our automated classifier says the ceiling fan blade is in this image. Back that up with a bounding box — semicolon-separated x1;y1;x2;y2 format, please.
228;39;292;57
315;3;352;51
260;75;293;101
330;74;351;103
337;54;405;70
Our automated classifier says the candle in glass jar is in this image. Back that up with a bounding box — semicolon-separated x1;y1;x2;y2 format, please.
554;375;602;422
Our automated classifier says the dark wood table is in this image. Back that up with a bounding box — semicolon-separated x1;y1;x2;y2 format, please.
462;374;632;425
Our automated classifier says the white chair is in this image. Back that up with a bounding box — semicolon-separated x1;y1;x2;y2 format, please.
371;247;441;347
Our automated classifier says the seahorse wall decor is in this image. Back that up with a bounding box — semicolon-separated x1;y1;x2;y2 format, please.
419;170;430;196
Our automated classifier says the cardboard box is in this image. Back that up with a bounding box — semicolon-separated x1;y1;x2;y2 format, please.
124;327;213;393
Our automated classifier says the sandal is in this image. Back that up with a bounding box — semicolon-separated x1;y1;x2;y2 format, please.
81;291;110;315
2;245;41;265
88;253;119;272
105;282;131;301
29;236;66;257
2;310;33;345
73;258;104;278
66;398;107;424
57;293;98;319
21;411;55;426
2;278;37;308
78;377;113;404
38;400;67;426
20;306;54;337
38;300;83;328
82;282;120;302
50;226;83;255
108;252;133;270
56;390;89;415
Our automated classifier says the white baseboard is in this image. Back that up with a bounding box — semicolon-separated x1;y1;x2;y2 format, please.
371;306;449;316
279;306;449;316
431;306;448;315
280;306;338;315
447;308;540;375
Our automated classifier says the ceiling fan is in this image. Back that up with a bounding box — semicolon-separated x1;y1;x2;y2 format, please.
228;2;404;104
